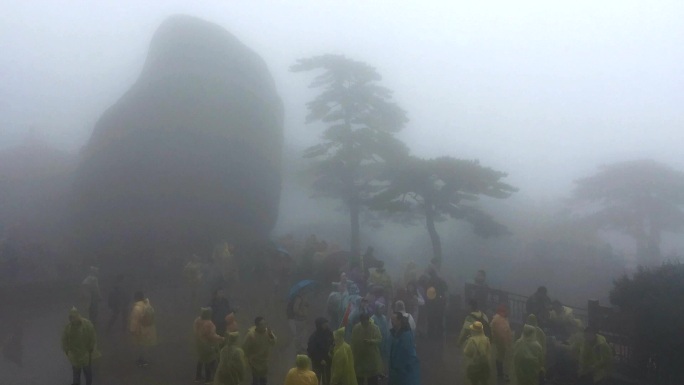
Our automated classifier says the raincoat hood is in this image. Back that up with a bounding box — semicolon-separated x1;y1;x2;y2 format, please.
334;327;346;346
526;314;538;327
225;331;240;346
200;307;213;320
296;354;311;370
522;324;536;339
69;306;80;319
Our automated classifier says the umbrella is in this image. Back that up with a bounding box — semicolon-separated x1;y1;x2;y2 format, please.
288;279;317;300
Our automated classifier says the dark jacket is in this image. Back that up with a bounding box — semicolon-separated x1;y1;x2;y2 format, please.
308;317;334;367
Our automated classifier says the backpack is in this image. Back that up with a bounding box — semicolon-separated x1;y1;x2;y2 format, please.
141;302;155;327
472;313;492;338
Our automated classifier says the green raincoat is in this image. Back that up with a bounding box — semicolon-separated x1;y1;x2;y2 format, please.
214;332;246;385
331;328;358;385
351;322;383;377
521;314;547;368
458;311;489;347
242;326;276;376
511;325;543;385
578;334;613;383
61;309;100;368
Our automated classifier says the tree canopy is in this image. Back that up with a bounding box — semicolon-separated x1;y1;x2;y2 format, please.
574;159;684;265
370;155;516;261
291;54;408;257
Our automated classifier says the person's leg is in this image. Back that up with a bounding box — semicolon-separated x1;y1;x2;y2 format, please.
205;361;215;381
83;365;93;385
356;376;365;385
72;366;81;385
196;361;203;380
368;375;379;385
251;370;259;385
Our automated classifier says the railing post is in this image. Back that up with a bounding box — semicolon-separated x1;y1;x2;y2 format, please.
588;299;600;329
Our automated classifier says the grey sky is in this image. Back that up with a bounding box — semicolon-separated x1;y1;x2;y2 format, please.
2;0;683;199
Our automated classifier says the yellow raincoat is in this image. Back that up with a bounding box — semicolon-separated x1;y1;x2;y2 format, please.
351;321;383;377
284;355;318;385
61;308;101;368
130;299;157;347
214;332;246;385
194;308;224;363
463;323;493;385
242;326;276;376
511;325;543;385
578;334;613;383
331;328;358;385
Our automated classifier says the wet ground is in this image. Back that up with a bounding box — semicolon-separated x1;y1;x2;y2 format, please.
1;280;469;385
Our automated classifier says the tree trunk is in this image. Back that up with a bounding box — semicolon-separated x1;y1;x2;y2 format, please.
349;197;361;260
425;201;442;262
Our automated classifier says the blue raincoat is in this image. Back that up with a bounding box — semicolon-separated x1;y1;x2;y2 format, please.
389;328;420;385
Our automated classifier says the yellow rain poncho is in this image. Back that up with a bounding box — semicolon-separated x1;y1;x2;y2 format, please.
130;299;157;347
61;307;101;368
511;325;543;385
331;328;358;385
521;314;547;368
351;321;383;377
578;333;613;383
242;326;276;377
457;311;490;347
284;355;318;385
214;332;246;385
194;307;224;363
463;322;493;385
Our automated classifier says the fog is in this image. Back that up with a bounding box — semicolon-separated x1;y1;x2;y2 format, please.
2;0;684;380
4;0;683;197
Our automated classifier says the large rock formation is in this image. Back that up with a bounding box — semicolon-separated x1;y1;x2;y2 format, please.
71;15;283;269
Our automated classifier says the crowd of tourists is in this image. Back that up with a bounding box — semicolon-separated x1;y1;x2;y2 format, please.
57;237;614;385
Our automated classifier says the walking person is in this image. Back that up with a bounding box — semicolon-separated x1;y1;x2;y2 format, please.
129;291;157;367
308;317;334;385
463;321;492;385
195;307;225;383
214;332;246;385
61;307;100;385
388;312;420;385
330;327;358;385
351;313;383;385
242;316;276;385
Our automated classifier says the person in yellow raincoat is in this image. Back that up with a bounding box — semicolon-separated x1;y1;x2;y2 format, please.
463;321;493;385
61;307;100;385
129;291;157;367
511;325;543;385
284;354;319;385
214;332;246;385
242;316;276;385
491;304;513;381
195;307;225;382
457;299;490;347
577;327;613;385
331;327;358;385
351;313;383;384
520;314;546;370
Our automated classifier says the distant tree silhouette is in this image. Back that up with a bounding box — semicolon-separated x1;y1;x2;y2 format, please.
291;54;408;258
573;160;684;266
370;155;516;262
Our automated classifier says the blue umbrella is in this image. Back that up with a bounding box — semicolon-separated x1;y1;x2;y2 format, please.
288;279;317;300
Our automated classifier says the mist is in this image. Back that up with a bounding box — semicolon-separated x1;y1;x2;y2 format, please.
2;1;684;384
